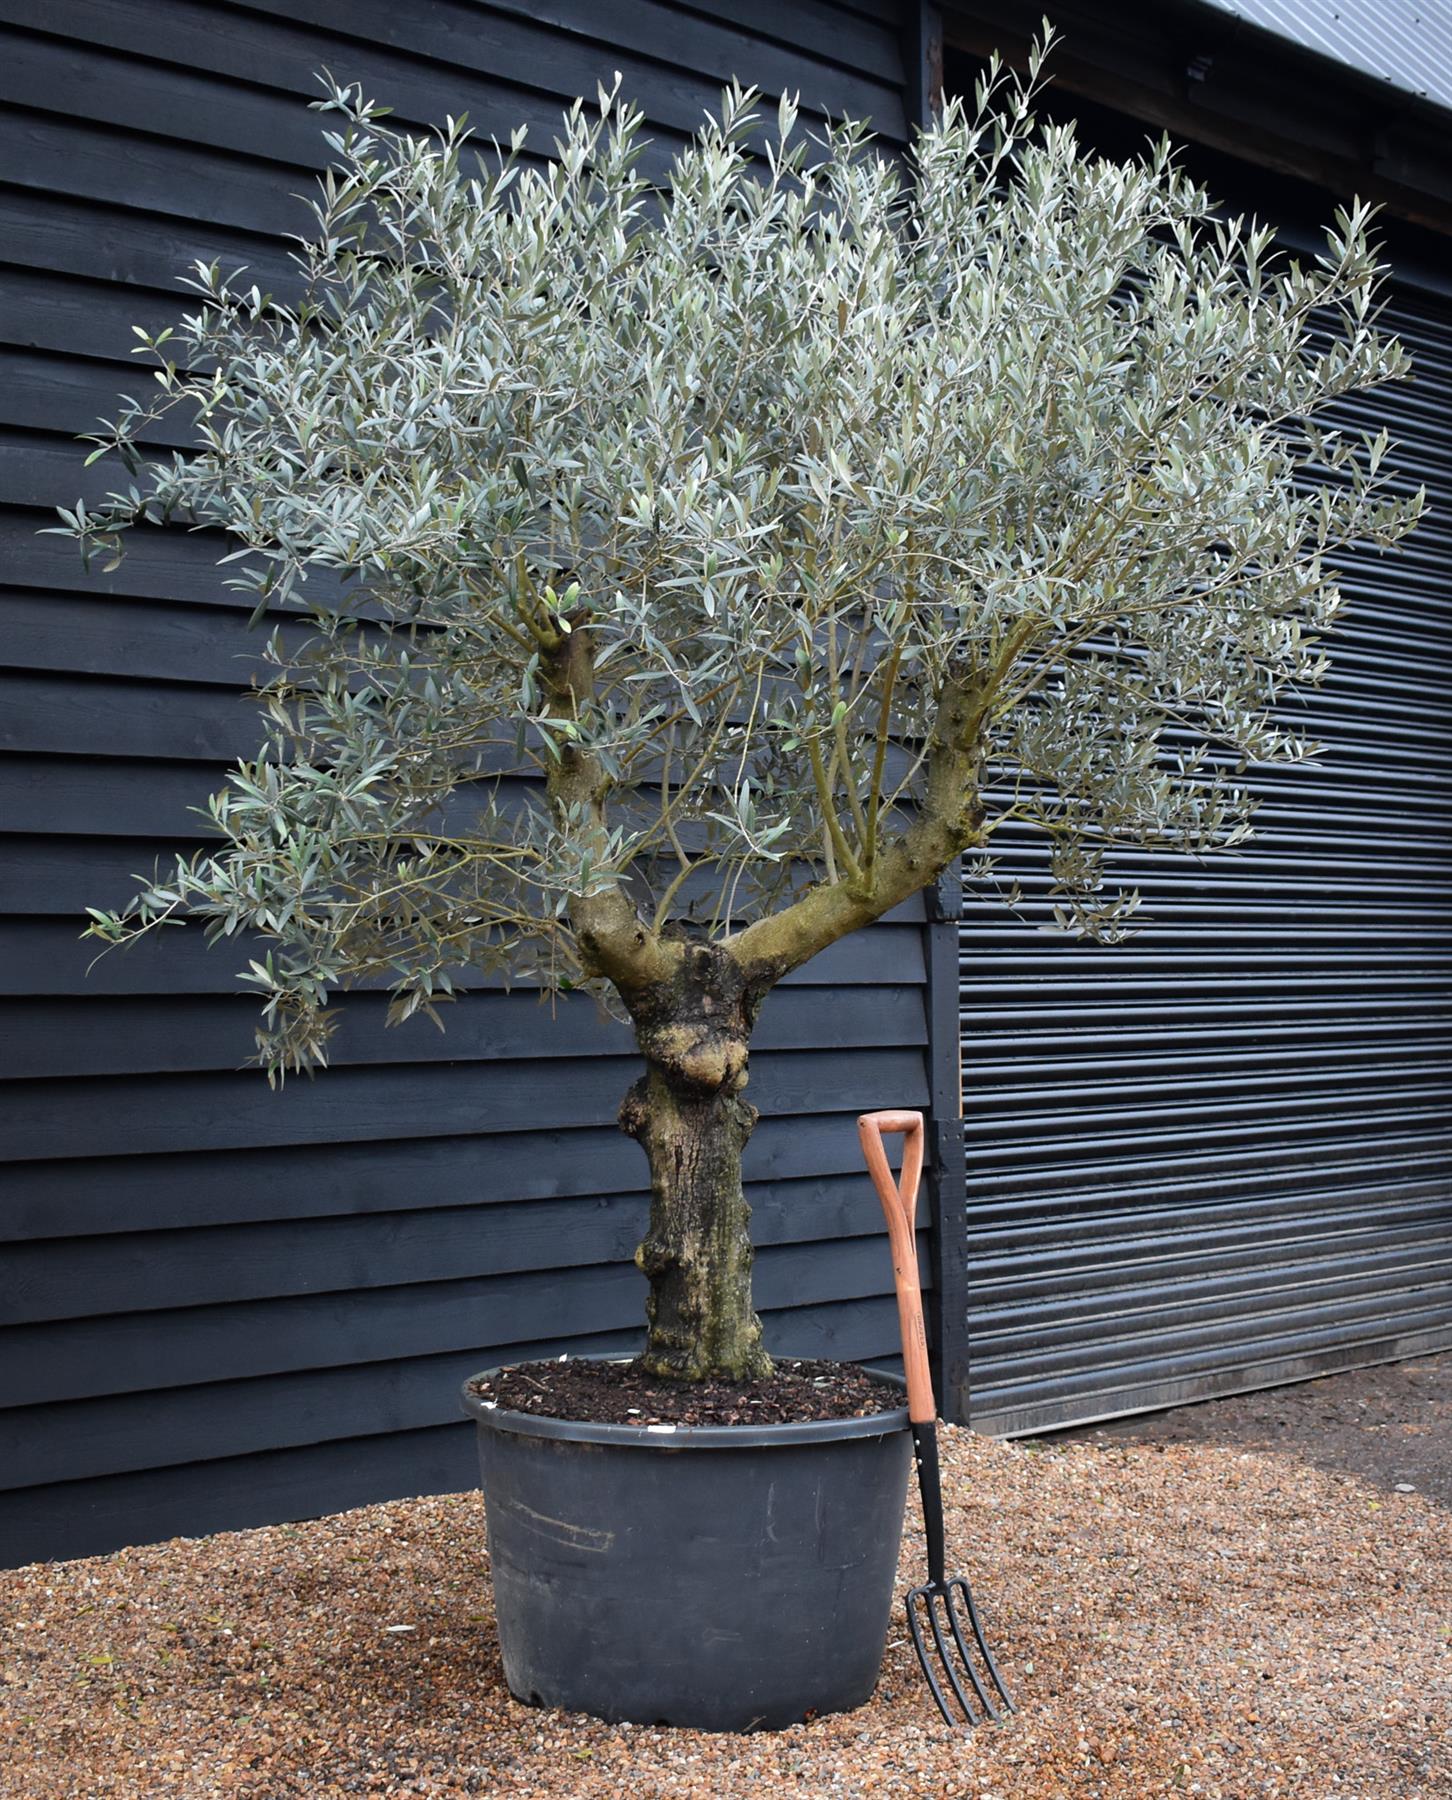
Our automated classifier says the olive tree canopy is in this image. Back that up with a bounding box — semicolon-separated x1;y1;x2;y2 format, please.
62;44;1422;1378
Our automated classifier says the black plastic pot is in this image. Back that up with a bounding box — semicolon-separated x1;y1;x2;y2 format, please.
460;1359;912;1731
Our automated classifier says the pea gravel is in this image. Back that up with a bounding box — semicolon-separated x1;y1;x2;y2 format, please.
3;1356;1448;1800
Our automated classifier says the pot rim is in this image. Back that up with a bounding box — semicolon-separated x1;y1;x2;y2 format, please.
460;1354;909;1449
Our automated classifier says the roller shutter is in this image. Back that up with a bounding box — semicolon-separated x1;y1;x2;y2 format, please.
958;272;1452;1437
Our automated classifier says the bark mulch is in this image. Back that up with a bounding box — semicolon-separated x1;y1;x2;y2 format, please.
3;1353;1449;1800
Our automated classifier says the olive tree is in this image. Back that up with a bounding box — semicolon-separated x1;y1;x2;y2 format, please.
62;46;1421;1382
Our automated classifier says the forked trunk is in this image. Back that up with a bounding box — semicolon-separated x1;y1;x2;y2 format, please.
619;941;773;1381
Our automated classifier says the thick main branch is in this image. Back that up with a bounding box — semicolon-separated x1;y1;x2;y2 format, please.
726;672;992;985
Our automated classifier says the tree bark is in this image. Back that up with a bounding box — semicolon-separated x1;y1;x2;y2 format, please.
619;939;773;1381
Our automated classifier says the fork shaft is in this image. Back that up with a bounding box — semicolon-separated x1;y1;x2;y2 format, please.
910;1420;947;1587
861;1109;1013;1727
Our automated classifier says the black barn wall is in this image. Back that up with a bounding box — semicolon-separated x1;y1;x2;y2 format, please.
0;0;930;1567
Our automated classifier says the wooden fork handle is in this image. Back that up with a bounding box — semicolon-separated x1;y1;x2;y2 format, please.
858;1110;935;1425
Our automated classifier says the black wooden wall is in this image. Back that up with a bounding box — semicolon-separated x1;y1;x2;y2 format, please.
0;0;930;1567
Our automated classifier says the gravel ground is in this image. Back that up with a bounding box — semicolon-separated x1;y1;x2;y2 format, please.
3;1354;1448;1800
1062;1352;1452;1508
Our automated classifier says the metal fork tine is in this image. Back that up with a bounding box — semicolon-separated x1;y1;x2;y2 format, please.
947;1577;1016;1715
905;1592;958;1728
939;1580;998;1721
924;1588;981;1725
906;1584;978;1720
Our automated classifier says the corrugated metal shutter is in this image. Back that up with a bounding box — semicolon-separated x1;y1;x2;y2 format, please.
958;272;1452;1437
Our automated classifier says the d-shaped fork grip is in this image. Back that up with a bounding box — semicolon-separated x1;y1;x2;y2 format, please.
857;1109;934;1426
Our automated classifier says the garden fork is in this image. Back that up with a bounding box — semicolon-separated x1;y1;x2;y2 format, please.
858;1109;1015;1729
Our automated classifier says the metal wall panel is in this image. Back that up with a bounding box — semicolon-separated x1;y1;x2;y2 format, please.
958;276;1452;1436
1197;0;1452;115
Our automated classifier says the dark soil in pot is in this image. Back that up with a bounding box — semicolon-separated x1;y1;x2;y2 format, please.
465;1355;903;1427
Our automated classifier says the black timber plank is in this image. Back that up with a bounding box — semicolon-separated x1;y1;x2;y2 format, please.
0;20;641;190
0;671;932;796
0;837;205;915
0;186;289;293
0;672;271;762
0;753;294;836
0;1240;913;1407
0;1108;912;1239
667;0;902;71
1;666;937;779
2;835;927;920
0;757;532;835
0;1421;485;1568
0;593;286;686
0;92;660;251
0;111;314;238
1;980;926;1079
226;0;897;138
0;1173;913;1325
3;1350;506;1490
0;915;926;991
0;513;346;609
6;0;903;136
448;0;904;124
0;27;336;170
0;267;187;363
3;432;189;514
0;348;205;446
0;1046;929;1161
0;0;614;145
0;671;538;766
0;1264;647;1408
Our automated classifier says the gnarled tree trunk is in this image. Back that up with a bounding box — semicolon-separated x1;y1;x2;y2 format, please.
555;616;988;1386
620;940;773;1381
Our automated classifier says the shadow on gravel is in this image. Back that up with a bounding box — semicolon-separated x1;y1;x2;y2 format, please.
1037;1351;1452;1510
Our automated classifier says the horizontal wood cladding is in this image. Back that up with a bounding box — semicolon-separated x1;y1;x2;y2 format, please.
1;1110;917;1241
0;1423;483;1568
0;516;320;608
3;1278;925;1487
0;1;903;229
1;983;928;1081
1;1178;923;1328
0;916;925;991
0;1046;930;1163
0;1232;926;1411
0;0;921;1564
0;1300;906;1566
